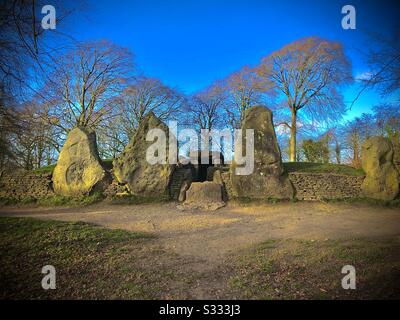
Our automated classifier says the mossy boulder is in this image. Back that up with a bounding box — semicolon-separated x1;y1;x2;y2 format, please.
230;106;294;199
53;127;106;196
393;143;400;173
113;112;175;198
361;136;399;201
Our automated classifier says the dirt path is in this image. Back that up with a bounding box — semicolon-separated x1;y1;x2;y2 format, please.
1;201;399;263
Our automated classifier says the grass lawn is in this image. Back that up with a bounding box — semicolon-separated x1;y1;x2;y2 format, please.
283;162;365;176
1;217;399;299
0;217;159;299
0;192;105;207
32;164;56;174
230;238;400;299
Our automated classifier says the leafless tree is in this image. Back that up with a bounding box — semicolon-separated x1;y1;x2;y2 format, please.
117;76;182;139
223;65;273;129
367;31;400;95
256;37;352;161
6;100;60;170
185;81;225;130
0;96;19;175
1;0;43;96
43;40;134;132
97;116;128;159
0;0;75;99
352;29;400;106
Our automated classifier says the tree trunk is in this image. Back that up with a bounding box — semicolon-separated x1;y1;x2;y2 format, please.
289;109;297;162
335;142;341;164
352;140;361;168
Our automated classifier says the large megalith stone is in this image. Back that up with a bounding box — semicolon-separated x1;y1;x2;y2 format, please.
53;127;106;196
361;136;399;201
394;143;400;173
113;112;175;198
230;106;294;199
179;181;225;211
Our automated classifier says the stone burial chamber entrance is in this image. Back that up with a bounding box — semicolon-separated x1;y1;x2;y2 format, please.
169;150;225;201
189;150;225;182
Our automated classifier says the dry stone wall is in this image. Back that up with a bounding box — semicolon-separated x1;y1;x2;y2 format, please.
0;172;54;200
0;168;368;202
288;172;364;201
209;168;364;201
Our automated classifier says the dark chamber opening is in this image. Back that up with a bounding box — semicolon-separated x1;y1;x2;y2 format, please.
192;152;224;182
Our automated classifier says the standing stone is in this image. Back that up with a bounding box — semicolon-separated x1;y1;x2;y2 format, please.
53;127;106;196
113;112;175;198
393;143;400;173
178;180;191;202
212;169;230;201
230;106;294;199
361;136;399;201
179;181;225;211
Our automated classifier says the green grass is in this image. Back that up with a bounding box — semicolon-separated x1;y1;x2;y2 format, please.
324;197;400;208
0;196;34;206
283;162;365;177
108;194;170;205
37;191;105;207
0;217;156;299
32;164;56;174
0;193;172;208
229;238;400;299
0;192;104;208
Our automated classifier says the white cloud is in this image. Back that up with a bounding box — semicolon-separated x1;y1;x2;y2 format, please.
355;71;373;82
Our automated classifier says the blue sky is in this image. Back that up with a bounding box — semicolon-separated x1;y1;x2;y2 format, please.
62;0;399;121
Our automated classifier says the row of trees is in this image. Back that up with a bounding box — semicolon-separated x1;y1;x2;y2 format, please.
0;0;72;173
296;104;399;167
1;1;399;173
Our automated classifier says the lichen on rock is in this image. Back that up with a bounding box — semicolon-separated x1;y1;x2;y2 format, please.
230;105;294;199
52;127;107;196
361;136;399;201
113;112;176;198
179;181;225;211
